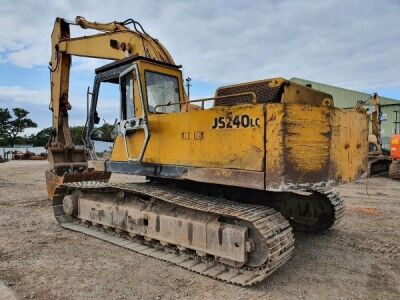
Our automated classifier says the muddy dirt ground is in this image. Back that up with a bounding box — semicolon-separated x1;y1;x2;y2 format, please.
0;161;399;299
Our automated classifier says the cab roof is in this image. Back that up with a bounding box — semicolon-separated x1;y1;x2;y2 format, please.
95;55;181;74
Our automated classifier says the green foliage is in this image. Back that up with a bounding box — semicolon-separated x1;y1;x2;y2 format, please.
0;106;113;147
26;127;53;147
91;123;114;142
22;126;85;147
0;108;37;146
0;109;12;145
70;126;85;145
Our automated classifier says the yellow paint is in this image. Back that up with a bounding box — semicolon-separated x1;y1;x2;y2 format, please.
59;31;174;64
112;104;265;171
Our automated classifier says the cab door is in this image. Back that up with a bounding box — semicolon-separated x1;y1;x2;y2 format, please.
111;64;150;162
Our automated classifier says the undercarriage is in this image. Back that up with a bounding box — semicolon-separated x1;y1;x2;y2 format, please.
148;178;344;234
52;179;343;286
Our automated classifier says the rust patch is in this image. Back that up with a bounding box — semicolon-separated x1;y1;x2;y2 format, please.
347;206;383;216
184;167;264;190
45;169;111;199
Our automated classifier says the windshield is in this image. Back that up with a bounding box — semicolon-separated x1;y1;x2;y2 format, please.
145;71;180;113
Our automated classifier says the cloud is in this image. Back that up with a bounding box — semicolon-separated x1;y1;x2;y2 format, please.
0;86;49;105
0;0;399;94
72;57;112;72
7;43;49;68
0;84;117;109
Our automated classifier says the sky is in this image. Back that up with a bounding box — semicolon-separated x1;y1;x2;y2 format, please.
0;0;399;135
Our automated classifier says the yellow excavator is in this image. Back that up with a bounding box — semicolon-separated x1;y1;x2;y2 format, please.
46;17;368;286
355;94;391;175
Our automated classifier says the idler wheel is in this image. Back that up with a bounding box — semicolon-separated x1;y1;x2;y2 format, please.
239;221;269;268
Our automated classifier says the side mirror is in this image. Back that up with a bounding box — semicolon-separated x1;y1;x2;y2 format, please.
94;110;100;124
87;85;100;124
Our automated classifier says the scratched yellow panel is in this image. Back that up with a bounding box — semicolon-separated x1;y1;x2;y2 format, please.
265;103;368;189
111;131;146;161
284;105;331;173
111;136;127;161
266;104;331;188
126;130;146;159
265;104;285;183
111;104;265;171
330;109;368;182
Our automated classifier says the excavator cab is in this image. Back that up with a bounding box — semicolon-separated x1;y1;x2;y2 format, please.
85;56;185;163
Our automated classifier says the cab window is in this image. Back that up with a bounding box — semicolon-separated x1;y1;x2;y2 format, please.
145;71;180;113
121;72;134;119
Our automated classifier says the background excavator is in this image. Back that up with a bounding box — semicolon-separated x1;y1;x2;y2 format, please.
46;17;368;286
355;94;400;178
355;94;392;176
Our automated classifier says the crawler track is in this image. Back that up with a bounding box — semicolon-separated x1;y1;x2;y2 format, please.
52;181;295;286
389;160;400;180
148;179;345;234
298;188;345;233
325;189;345;226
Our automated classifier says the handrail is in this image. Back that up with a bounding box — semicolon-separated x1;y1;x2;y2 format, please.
154;92;257;112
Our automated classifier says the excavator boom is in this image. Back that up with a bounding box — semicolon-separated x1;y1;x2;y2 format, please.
49;16;174;147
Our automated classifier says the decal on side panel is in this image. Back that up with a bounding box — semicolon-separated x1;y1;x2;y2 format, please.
211;115;260;129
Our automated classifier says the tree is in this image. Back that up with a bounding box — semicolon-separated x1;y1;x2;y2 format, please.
29;127;53;146
0;108;14;146
0;123;113;147
91;123;114;142
70;126;85;145
0;108;37;146
24;126;99;147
